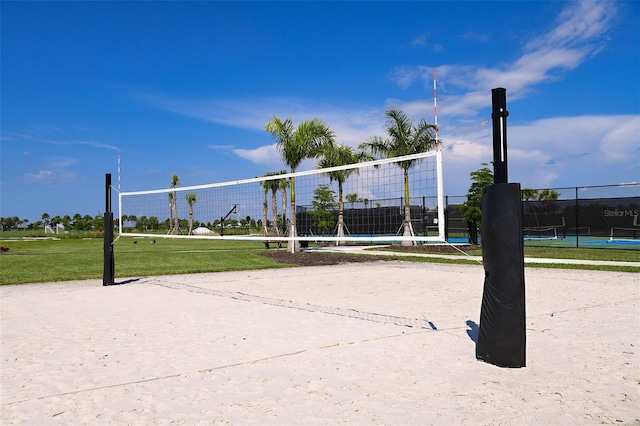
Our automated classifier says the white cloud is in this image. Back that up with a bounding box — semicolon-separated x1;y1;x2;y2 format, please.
439;114;639;194
600;117;640;163
409;33;443;52
525;0;615;51
25;170;56;182
25;168;78;185
23;157;79;186
233;144;281;167
389;0;617;119
3;132;119;151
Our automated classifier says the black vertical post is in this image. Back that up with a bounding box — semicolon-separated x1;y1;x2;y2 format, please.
444;195;449;242
491;88;509;184
103;174;115;286
575;187;579;248
477;88;526;368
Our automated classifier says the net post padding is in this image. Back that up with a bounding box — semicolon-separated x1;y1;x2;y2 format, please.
477;183;526;368
118;151;445;246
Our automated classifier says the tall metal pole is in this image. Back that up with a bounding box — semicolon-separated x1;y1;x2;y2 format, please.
103;173;115;286
434;71;446;241
491;88;509;184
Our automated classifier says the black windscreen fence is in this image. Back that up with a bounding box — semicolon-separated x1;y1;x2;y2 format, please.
523;197;639;239
447;184;639;248
294;184;639;248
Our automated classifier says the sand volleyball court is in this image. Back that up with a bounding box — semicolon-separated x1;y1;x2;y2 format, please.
1;261;638;424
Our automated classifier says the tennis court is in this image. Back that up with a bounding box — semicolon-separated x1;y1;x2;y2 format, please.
1;262;637;424
523;234;640;249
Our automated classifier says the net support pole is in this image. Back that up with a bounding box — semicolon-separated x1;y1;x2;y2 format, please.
476;88;526;368
103;173;115;286
491;88;508;184
434;71;446;241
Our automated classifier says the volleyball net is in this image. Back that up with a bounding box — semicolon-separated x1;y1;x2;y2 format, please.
118;150;445;246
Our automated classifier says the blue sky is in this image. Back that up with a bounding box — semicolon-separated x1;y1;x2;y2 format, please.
1;0;639;223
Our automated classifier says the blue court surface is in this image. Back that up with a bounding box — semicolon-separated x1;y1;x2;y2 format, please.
522;235;640;248
445;236;639;249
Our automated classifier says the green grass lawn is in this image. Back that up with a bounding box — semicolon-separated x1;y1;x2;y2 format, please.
0;237;290;285
0;236;638;285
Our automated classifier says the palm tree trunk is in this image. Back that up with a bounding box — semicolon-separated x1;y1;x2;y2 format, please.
281;185;287;235
262;191;268;237
402;167;414;246
188;207;193;235
169;196;174;234
271;189;279;236
172;191;179;234
336;183;345;245
289;175;299;253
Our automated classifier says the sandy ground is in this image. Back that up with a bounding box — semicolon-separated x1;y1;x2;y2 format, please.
1;261;638;425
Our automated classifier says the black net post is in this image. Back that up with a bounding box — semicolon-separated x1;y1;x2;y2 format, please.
491;88;509;185
477;183;526;367
103;173;115;286
477;88;526;368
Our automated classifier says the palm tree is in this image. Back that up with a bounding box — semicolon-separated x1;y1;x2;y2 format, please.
263;171;283;236
277;173;289;235
265;116;335;252
169;175;180;234
185;193;197;235
318;144;373;245
346;193;359;209
521;188;538;201
41;212;50;227
359;108;436;246
260;178;270;238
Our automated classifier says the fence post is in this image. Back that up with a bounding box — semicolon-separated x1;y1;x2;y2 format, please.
575;187;579;248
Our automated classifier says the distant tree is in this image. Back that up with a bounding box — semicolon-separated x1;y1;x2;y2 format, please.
51;215;63;229
148;216;159;230
137;216;148;231
309;184;337;234
41;213;50;227
359;108;436;246
263;171;286;236
537;189;560;201
346;193;359;209
72;213;83;230
93;213;103;230
266;116;335;252
459;163;493;244
260;177;270;237
521;188;538;201
185;193;197;235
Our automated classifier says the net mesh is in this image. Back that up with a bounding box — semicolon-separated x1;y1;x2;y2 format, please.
119;151;445;244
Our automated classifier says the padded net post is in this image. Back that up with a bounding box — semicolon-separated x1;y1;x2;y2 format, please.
477;183;526;368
